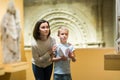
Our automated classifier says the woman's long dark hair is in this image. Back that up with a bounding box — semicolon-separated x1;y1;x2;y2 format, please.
33;19;51;40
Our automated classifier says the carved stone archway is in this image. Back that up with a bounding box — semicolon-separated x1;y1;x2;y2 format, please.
35;7;97;48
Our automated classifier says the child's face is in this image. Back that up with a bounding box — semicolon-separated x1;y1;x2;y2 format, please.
58;29;68;44
39;22;50;36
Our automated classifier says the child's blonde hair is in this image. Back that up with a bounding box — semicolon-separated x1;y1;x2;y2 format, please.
57;26;69;36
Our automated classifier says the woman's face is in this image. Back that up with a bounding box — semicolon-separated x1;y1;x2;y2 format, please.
39;22;50;36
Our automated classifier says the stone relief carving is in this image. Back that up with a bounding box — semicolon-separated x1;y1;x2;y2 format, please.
24;1;106;48
0;1;21;63
37;8;97;47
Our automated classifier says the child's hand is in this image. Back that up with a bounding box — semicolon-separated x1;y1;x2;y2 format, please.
68;52;76;62
71;57;76;62
68;51;74;58
61;56;67;61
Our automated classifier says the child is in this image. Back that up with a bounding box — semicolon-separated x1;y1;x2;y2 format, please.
52;26;76;80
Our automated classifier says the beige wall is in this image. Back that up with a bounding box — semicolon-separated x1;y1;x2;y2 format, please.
1;47;120;80
72;48;120;80
25;48;120;80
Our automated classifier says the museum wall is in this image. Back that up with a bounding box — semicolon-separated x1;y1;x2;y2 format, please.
102;0;115;47
3;46;120;80
24;0;115;48
25;48;120;80
24;0;102;48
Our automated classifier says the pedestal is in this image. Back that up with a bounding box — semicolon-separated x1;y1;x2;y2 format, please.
104;54;120;70
4;62;28;73
0;65;5;75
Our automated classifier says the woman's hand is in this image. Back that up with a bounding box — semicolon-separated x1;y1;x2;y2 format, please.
48;44;57;56
52;44;57;52
51;45;57;56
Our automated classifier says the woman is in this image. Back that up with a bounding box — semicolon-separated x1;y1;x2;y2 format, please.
31;19;56;80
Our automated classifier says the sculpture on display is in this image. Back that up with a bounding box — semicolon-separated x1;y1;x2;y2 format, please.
116;0;120;54
116;18;120;54
0;1;21;63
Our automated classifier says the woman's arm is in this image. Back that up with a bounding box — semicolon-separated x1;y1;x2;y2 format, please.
32;46;52;62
